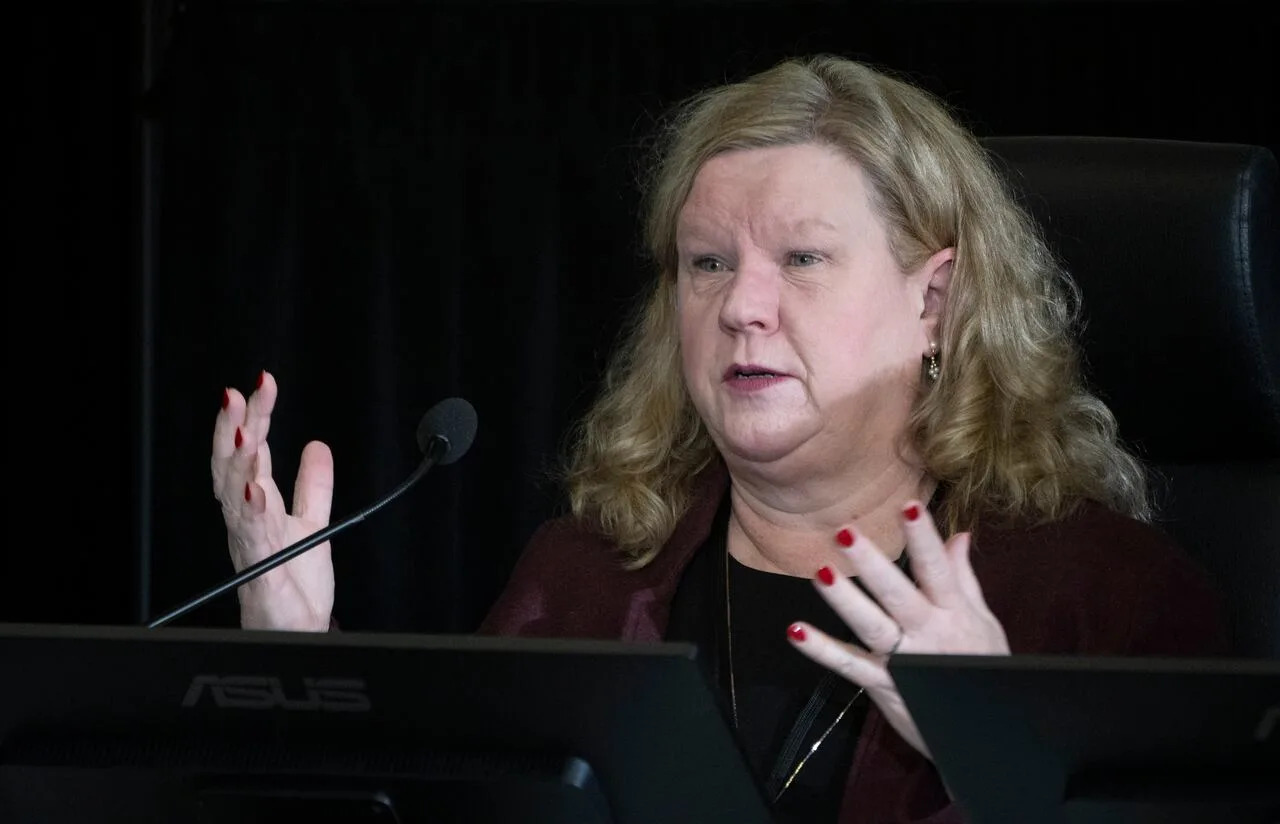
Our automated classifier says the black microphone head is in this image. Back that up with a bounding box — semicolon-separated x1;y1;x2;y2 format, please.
416;397;478;465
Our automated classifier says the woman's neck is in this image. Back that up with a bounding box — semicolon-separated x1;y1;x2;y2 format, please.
725;454;935;578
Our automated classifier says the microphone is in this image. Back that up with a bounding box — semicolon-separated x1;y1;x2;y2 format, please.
146;396;478;629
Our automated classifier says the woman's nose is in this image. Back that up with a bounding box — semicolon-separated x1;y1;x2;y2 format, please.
718;259;781;334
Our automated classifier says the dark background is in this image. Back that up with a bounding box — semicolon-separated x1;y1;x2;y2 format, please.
9;1;1275;633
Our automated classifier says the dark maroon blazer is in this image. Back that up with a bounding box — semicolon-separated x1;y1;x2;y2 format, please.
478;460;1228;823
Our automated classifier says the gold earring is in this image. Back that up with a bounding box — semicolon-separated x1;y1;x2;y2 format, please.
925;341;940;382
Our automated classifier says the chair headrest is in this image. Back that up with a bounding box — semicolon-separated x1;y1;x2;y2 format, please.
981;136;1280;463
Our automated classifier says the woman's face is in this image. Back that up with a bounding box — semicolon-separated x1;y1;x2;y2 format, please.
676;141;946;471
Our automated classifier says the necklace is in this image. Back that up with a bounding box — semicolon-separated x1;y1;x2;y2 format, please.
724;547;865;803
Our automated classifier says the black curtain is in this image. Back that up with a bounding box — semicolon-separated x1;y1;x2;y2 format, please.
10;1;1276;631
10;8;138;625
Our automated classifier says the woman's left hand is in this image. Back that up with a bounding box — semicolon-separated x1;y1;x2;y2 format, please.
787;501;1010;759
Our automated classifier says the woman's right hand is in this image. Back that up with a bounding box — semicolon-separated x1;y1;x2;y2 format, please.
212;370;335;631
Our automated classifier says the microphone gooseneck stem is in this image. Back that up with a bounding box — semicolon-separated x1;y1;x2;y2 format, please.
146;435;449;629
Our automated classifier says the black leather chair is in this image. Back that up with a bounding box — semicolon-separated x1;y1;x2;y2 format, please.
981;136;1279;658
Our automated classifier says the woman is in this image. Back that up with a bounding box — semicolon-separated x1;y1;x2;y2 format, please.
213;56;1225;822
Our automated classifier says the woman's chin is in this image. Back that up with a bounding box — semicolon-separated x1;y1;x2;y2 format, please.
713;425;817;466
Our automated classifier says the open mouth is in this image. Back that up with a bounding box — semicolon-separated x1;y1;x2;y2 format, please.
724;364;788;381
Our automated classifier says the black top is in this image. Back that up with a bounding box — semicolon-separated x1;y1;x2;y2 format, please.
667;495;908;824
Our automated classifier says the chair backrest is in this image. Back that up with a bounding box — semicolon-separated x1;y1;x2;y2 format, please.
981;136;1280;658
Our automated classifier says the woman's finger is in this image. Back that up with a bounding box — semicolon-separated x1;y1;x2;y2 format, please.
211;386;246;494
901;501;964;609
232;477;275;569
254;440;293;520
293;440;335;526
787;619;931;757
948;532;989;610
784;621;893;692
220;416;260;509
256;439;274;483
838;527;932;631
243;370;278;445
813;566;905;655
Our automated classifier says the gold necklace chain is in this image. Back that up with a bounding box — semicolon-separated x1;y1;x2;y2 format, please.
724;547;864;803
774;689;863;799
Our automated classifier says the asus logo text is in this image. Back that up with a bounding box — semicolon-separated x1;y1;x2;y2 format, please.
181;675;371;712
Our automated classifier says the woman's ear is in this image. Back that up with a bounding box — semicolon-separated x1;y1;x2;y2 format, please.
919;247;954;347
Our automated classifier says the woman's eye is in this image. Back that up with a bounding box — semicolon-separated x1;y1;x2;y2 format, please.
692;256;726;273
788;252;820;266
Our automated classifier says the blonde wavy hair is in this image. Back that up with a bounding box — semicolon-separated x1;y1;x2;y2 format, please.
563;55;1151;567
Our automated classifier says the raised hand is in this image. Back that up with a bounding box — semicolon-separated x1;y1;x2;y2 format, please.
211;370;336;631
787;503;1010;758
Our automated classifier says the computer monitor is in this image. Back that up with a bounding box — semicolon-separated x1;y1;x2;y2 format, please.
0;623;774;824
889;652;1280;824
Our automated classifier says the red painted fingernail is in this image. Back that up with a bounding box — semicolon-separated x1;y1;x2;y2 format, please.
256;370;265;389
243;483;252;503
817;566;836;586
836;528;854;547
234;427;243;449
221;388;230;410
787;623;807;642
904;504;921;522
